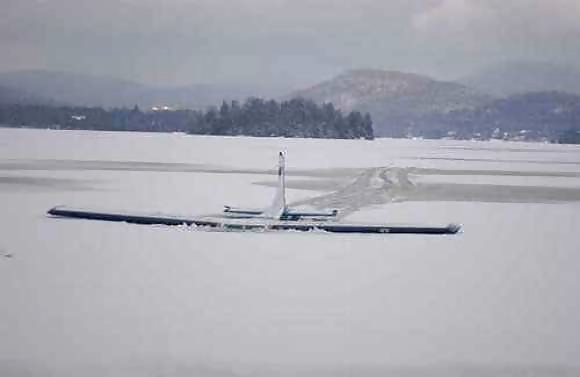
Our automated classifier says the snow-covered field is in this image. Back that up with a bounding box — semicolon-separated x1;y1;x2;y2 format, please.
1;128;580;377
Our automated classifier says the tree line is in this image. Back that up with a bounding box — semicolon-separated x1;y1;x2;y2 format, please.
381;91;580;142
0;97;374;140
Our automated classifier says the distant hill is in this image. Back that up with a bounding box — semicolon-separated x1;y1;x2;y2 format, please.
460;61;580;97
0;85;29;104
0;85;56;105
288;69;492;137
0;70;287;110
289;70;435;111
0;70;146;107
413;91;580;141
289;70;580;140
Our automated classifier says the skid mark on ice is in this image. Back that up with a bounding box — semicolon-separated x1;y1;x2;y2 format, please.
288;166;580;218
289;167;414;218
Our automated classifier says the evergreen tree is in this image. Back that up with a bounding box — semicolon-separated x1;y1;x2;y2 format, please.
363;113;374;140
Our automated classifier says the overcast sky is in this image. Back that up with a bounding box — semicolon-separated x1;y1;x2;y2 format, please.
2;0;580;87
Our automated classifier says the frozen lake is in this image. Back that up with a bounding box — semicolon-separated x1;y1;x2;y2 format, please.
1;128;580;377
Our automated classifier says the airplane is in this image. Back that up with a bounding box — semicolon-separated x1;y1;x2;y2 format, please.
223;152;339;221
47;151;461;234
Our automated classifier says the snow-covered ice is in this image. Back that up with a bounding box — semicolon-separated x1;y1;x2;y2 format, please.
1;128;580;377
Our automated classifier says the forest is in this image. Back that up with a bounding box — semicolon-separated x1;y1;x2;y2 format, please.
0;97;374;140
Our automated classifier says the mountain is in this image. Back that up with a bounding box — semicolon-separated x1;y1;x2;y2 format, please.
460;61;580;97
0;70;287;110
289;69;492;137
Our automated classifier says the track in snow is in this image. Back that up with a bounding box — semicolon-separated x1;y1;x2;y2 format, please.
289;167;414;219
288;165;580;218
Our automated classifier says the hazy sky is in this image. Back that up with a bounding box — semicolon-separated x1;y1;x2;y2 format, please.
2;0;580;87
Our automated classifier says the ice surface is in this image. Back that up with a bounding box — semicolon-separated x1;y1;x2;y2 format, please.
1;128;580;376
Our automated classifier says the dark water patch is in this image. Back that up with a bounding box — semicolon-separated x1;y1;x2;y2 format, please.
410;183;580;203
410;167;580;178
413;156;580;165
0;175;95;191
439;145;580;154
0;159;362;178
0;159;216;173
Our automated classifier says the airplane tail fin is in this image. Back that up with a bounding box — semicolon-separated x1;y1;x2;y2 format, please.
263;152;287;219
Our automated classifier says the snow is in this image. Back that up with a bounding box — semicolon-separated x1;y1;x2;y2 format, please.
1;128;580;376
